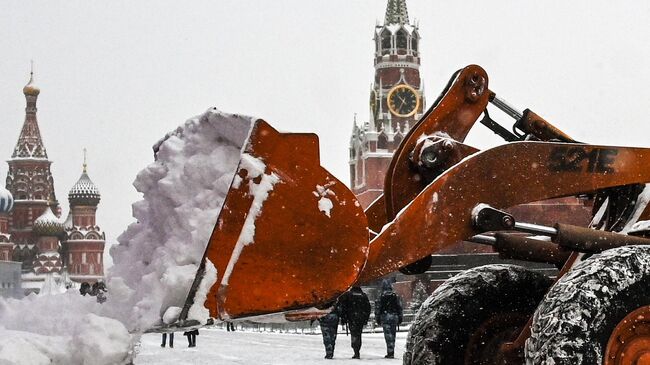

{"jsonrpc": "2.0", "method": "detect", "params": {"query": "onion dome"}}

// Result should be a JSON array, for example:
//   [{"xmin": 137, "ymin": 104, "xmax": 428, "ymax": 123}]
[
  {"xmin": 0, "ymin": 187, "xmax": 14, "ymax": 213},
  {"xmin": 23, "ymin": 72, "xmax": 40, "ymax": 96},
  {"xmin": 68, "ymin": 171, "xmax": 100, "ymax": 206},
  {"xmin": 33, "ymin": 207, "xmax": 64, "ymax": 236}
]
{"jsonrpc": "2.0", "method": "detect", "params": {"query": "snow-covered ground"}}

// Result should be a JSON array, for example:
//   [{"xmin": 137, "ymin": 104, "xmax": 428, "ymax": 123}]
[{"xmin": 135, "ymin": 328, "xmax": 407, "ymax": 364}]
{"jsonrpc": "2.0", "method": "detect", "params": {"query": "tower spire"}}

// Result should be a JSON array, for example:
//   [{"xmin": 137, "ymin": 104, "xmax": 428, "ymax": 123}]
[
  {"xmin": 13, "ymin": 65, "xmax": 46, "ymax": 159},
  {"xmin": 384, "ymin": 0, "xmax": 410, "ymax": 25},
  {"xmin": 83, "ymin": 148, "xmax": 87, "ymax": 173}
]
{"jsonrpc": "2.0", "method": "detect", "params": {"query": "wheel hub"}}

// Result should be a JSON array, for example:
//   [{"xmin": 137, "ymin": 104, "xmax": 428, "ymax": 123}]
[{"xmin": 605, "ymin": 306, "xmax": 650, "ymax": 365}]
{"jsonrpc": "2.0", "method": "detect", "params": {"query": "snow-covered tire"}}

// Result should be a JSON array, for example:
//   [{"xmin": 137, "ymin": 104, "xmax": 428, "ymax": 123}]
[
  {"xmin": 403, "ymin": 264, "xmax": 553, "ymax": 365},
  {"xmin": 525, "ymin": 245, "xmax": 650, "ymax": 365}
]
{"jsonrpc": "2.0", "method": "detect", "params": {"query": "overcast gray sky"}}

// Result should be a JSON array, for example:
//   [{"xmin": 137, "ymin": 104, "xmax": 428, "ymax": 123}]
[{"xmin": 2, "ymin": 1, "xmax": 650, "ymax": 266}]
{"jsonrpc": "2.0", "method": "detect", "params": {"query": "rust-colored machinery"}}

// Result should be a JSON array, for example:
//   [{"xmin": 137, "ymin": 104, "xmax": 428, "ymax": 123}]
[{"xmin": 181, "ymin": 65, "xmax": 650, "ymax": 364}]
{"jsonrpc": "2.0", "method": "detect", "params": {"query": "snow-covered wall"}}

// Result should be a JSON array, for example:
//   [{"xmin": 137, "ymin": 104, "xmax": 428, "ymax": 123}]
[{"xmin": 0, "ymin": 108, "xmax": 253, "ymax": 364}]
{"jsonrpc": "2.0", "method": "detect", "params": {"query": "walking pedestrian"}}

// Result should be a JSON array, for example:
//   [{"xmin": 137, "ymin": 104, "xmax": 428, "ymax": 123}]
[
  {"xmin": 183, "ymin": 329, "xmax": 199, "ymax": 347},
  {"xmin": 338, "ymin": 286, "xmax": 371, "ymax": 359},
  {"xmin": 375, "ymin": 280, "xmax": 403, "ymax": 359},
  {"xmin": 161, "ymin": 333, "xmax": 174, "ymax": 348},
  {"xmin": 318, "ymin": 300, "xmax": 341, "ymax": 359}
]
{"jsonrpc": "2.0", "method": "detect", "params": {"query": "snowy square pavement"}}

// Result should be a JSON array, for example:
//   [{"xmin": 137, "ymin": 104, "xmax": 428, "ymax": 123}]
[{"xmin": 135, "ymin": 328, "xmax": 407, "ymax": 364}]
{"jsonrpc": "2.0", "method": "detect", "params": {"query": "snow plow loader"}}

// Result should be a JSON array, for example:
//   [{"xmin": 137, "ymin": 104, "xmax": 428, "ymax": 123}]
[{"xmin": 180, "ymin": 65, "xmax": 650, "ymax": 364}]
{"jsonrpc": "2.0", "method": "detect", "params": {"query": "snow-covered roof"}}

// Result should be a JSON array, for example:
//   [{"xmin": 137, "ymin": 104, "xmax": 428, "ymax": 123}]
[
  {"xmin": 33, "ymin": 207, "xmax": 64, "ymax": 236},
  {"xmin": 68, "ymin": 171, "xmax": 100, "ymax": 206},
  {"xmin": 376, "ymin": 23, "xmax": 417, "ymax": 37}
]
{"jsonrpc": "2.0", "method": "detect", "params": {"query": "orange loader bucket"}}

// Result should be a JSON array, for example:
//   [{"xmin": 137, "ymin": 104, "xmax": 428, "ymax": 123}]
[{"xmin": 184, "ymin": 120, "xmax": 368, "ymax": 320}]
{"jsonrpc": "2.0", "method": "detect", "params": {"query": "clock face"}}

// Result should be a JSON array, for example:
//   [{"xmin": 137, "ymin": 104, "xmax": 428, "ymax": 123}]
[{"xmin": 387, "ymin": 85, "xmax": 419, "ymax": 117}]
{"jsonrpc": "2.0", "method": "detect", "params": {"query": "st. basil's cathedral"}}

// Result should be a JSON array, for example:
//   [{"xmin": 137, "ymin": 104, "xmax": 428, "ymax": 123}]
[{"xmin": 0, "ymin": 70, "xmax": 105, "ymax": 296}]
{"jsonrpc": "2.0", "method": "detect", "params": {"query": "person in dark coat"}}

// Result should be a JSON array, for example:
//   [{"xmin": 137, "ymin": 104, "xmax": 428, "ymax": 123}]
[
  {"xmin": 161, "ymin": 332, "xmax": 174, "ymax": 348},
  {"xmin": 318, "ymin": 300, "xmax": 341, "ymax": 359},
  {"xmin": 338, "ymin": 286, "xmax": 371, "ymax": 359},
  {"xmin": 79, "ymin": 282, "xmax": 90, "ymax": 296},
  {"xmin": 375, "ymin": 280, "xmax": 403, "ymax": 358},
  {"xmin": 183, "ymin": 329, "xmax": 199, "ymax": 347}
]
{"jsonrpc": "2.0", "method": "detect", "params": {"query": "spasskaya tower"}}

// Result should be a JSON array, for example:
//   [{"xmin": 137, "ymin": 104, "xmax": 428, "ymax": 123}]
[{"xmin": 349, "ymin": 0, "xmax": 425, "ymax": 208}]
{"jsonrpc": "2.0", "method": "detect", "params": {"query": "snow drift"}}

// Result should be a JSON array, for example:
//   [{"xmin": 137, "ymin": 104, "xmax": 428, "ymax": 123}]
[{"xmin": 0, "ymin": 108, "xmax": 254, "ymax": 364}]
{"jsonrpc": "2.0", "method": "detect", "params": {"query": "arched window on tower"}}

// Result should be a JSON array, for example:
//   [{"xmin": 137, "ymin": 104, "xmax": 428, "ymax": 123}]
[
  {"xmin": 396, "ymin": 29, "xmax": 408, "ymax": 54},
  {"xmin": 381, "ymin": 29, "xmax": 391, "ymax": 55}
]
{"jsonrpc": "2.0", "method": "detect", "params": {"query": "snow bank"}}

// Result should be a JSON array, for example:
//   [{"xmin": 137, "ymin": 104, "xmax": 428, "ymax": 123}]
[
  {"xmin": 0, "ymin": 293, "xmax": 131, "ymax": 364},
  {"xmin": 0, "ymin": 108, "xmax": 254, "ymax": 364}
]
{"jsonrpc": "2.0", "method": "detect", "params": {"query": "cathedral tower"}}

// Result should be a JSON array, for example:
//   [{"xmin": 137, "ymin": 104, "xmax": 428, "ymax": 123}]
[
  {"xmin": 63, "ymin": 155, "xmax": 105, "ymax": 283},
  {"xmin": 6, "ymin": 70, "xmax": 60, "ymax": 272},
  {"xmin": 349, "ymin": 0, "xmax": 425, "ymax": 207}
]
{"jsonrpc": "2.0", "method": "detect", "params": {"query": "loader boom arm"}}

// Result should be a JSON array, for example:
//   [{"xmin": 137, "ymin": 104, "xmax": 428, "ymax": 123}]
[{"xmin": 358, "ymin": 142, "xmax": 650, "ymax": 282}]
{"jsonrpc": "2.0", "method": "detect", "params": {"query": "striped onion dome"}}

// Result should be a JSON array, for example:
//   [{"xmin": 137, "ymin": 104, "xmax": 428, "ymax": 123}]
[
  {"xmin": 0, "ymin": 186, "xmax": 14, "ymax": 213},
  {"xmin": 68, "ymin": 172, "xmax": 100, "ymax": 206},
  {"xmin": 33, "ymin": 207, "xmax": 63, "ymax": 236}
]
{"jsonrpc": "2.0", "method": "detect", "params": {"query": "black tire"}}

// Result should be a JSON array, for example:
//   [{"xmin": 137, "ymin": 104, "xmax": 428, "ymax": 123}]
[
  {"xmin": 525, "ymin": 245, "xmax": 650, "ymax": 365},
  {"xmin": 403, "ymin": 264, "xmax": 553, "ymax": 365}
]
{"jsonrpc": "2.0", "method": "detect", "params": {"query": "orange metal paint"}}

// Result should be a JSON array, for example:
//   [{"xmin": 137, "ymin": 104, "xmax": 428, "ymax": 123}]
[
  {"xmin": 518, "ymin": 110, "xmax": 577, "ymax": 143},
  {"xmin": 200, "ymin": 120, "xmax": 368, "ymax": 319},
  {"xmin": 605, "ymin": 305, "xmax": 650, "ymax": 365},
  {"xmin": 359, "ymin": 142, "xmax": 650, "ymax": 282},
  {"xmin": 383, "ymin": 65, "xmax": 490, "ymax": 220},
  {"xmin": 365, "ymin": 194, "xmax": 387, "ymax": 239},
  {"xmin": 284, "ymin": 308, "xmax": 331, "ymax": 322}
]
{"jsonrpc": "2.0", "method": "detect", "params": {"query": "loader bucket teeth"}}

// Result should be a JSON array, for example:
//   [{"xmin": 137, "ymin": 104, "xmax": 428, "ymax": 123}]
[{"xmin": 187, "ymin": 120, "xmax": 368, "ymax": 320}]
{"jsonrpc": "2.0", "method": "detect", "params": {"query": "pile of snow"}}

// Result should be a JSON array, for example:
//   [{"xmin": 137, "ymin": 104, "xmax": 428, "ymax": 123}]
[
  {"xmin": 108, "ymin": 108, "xmax": 252, "ymax": 329},
  {"xmin": 0, "ymin": 292, "xmax": 131, "ymax": 365},
  {"xmin": 0, "ymin": 108, "xmax": 254, "ymax": 364}
]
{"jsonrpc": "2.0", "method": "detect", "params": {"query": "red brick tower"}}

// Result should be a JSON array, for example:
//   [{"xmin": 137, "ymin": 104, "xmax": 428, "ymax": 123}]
[
  {"xmin": 63, "ymin": 155, "xmax": 105, "ymax": 283},
  {"xmin": 349, "ymin": 0, "xmax": 425, "ymax": 207},
  {"xmin": 6, "ymin": 70, "xmax": 60, "ymax": 272}
]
